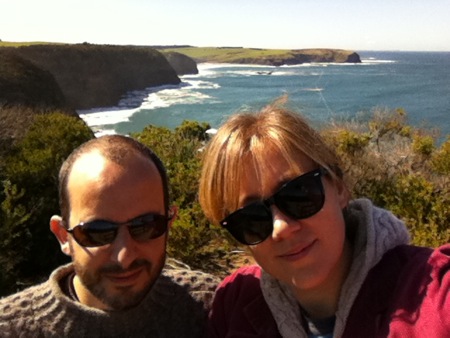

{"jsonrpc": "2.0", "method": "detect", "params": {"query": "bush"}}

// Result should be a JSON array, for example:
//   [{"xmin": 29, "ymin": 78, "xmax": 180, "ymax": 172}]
[
  {"xmin": 335, "ymin": 130, "xmax": 371, "ymax": 156},
  {"xmin": 0, "ymin": 113, "xmax": 93, "ymax": 294},
  {"xmin": 432, "ymin": 137, "xmax": 450, "ymax": 174},
  {"xmin": 1, "ymin": 109, "xmax": 448, "ymax": 295},
  {"xmin": 0, "ymin": 180, "xmax": 32, "ymax": 295},
  {"xmin": 412, "ymin": 133, "xmax": 435, "ymax": 156},
  {"xmin": 133, "ymin": 121, "xmax": 232, "ymax": 274},
  {"xmin": 323, "ymin": 107, "xmax": 449, "ymax": 247}
]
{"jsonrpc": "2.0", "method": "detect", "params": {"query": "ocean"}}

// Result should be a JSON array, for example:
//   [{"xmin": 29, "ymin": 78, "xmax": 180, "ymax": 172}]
[{"xmin": 78, "ymin": 51, "xmax": 450, "ymax": 142}]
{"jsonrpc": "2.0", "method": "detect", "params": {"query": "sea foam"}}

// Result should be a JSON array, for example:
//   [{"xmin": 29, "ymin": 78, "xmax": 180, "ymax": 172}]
[{"xmin": 78, "ymin": 78, "xmax": 219, "ymax": 135}]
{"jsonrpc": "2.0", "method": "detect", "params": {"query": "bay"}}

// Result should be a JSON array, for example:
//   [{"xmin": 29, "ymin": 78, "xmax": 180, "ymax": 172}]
[{"xmin": 79, "ymin": 51, "xmax": 450, "ymax": 142}]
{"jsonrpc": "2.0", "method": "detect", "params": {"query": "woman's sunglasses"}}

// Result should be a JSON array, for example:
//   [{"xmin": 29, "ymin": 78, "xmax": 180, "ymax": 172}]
[
  {"xmin": 220, "ymin": 168, "xmax": 327, "ymax": 245},
  {"xmin": 64, "ymin": 212, "xmax": 171, "ymax": 247}
]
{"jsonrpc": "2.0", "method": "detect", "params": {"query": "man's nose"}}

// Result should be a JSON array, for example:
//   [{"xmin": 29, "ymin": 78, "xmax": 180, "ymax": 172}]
[{"xmin": 109, "ymin": 226, "xmax": 139, "ymax": 269}]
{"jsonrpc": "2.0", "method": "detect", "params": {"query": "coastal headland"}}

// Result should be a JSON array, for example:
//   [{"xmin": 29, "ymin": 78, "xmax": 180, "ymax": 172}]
[
  {"xmin": 0, "ymin": 43, "xmax": 180, "ymax": 110},
  {"xmin": 156, "ymin": 46, "xmax": 361, "ymax": 66}
]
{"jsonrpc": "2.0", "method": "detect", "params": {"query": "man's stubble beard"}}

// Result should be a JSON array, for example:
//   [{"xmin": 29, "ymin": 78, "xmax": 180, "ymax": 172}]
[{"xmin": 71, "ymin": 243, "xmax": 166, "ymax": 311}]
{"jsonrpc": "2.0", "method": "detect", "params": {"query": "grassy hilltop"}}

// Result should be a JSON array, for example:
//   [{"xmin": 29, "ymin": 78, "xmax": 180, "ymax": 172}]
[{"xmin": 157, "ymin": 46, "xmax": 361, "ymax": 65}]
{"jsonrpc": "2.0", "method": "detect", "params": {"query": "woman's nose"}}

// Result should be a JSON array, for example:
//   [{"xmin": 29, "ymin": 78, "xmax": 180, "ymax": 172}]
[{"xmin": 271, "ymin": 205, "xmax": 302, "ymax": 241}]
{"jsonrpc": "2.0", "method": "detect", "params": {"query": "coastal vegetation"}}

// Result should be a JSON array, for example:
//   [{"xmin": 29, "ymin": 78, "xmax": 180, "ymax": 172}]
[{"xmin": 0, "ymin": 105, "xmax": 448, "ymax": 297}]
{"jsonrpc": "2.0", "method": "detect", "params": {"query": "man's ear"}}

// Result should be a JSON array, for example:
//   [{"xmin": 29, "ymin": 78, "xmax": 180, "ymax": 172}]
[
  {"xmin": 50, "ymin": 215, "xmax": 72, "ymax": 257},
  {"xmin": 167, "ymin": 206, "xmax": 178, "ymax": 229}
]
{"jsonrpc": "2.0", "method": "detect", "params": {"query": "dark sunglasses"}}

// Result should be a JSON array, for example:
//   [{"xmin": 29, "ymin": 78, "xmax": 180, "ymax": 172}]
[
  {"xmin": 64, "ymin": 212, "xmax": 171, "ymax": 247},
  {"xmin": 220, "ymin": 168, "xmax": 327, "ymax": 245}
]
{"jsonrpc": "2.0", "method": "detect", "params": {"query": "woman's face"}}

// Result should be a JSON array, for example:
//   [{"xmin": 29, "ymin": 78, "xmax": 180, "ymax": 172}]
[{"xmin": 238, "ymin": 150, "xmax": 350, "ymax": 295}]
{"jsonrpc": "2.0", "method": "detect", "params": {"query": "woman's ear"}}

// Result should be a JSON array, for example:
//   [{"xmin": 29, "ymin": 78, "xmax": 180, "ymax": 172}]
[
  {"xmin": 333, "ymin": 178, "xmax": 350, "ymax": 210},
  {"xmin": 167, "ymin": 206, "xmax": 178, "ymax": 229},
  {"xmin": 50, "ymin": 215, "xmax": 72, "ymax": 256},
  {"xmin": 330, "ymin": 177, "xmax": 351, "ymax": 209}
]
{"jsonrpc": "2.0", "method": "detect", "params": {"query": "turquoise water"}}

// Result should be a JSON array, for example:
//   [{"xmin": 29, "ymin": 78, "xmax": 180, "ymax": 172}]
[{"xmin": 79, "ymin": 51, "xmax": 450, "ymax": 140}]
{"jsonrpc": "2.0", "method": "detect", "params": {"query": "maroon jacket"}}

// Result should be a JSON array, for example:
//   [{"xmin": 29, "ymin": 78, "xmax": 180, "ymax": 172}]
[{"xmin": 208, "ymin": 245, "xmax": 450, "ymax": 337}]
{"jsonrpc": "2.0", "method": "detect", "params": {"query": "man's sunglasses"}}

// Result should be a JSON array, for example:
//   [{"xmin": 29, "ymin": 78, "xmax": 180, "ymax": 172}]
[
  {"xmin": 64, "ymin": 212, "xmax": 171, "ymax": 247},
  {"xmin": 220, "ymin": 168, "xmax": 327, "ymax": 245}
]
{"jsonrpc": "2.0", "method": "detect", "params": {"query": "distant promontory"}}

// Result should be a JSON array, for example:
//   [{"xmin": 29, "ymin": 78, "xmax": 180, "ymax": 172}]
[{"xmin": 157, "ymin": 46, "xmax": 361, "ymax": 66}]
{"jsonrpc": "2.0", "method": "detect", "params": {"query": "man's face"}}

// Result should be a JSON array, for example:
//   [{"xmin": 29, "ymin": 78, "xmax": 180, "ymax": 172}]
[{"xmin": 65, "ymin": 151, "xmax": 169, "ymax": 311}]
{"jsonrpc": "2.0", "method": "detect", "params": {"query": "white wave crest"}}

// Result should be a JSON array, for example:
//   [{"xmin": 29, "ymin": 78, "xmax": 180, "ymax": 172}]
[
  {"xmin": 361, "ymin": 58, "xmax": 396, "ymax": 64},
  {"xmin": 77, "ymin": 80, "xmax": 219, "ymax": 130},
  {"xmin": 78, "ymin": 107, "xmax": 138, "ymax": 127}
]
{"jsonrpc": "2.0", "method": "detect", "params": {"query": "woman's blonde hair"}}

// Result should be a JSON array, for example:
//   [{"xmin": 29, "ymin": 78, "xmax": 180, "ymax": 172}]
[{"xmin": 199, "ymin": 100, "xmax": 345, "ymax": 225}]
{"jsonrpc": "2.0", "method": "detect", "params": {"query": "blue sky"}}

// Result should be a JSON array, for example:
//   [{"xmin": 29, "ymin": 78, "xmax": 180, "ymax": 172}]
[{"xmin": 1, "ymin": 0, "xmax": 449, "ymax": 51}]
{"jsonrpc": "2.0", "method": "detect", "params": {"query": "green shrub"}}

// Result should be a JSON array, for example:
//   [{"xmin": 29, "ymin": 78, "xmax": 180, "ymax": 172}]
[
  {"xmin": 134, "ymin": 121, "xmax": 232, "ymax": 273},
  {"xmin": 0, "ymin": 180, "xmax": 32, "ymax": 294},
  {"xmin": 412, "ymin": 134, "xmax": 435, "ymax": 156},
  {"xmin": 432, "ymin": 137, "xmax": 450, "ymax": 174},
  {"xmin": 167, "ymin": 202, "xmax": 231, "ymax": 273},
  {"xmin": 0, "ymin": 113, "xmax": 93, "ymax": 293},
  {"xmin": 368, "ymin": 107, "xmax": 407, "ymax": 137},
  {"xmin": 380, "ymin": 174, "xmax": 449, "ymax": 246},
  {"xmin": 335, "ymin": 130, "xmax": 371, "ymax": 156},
  {"xmin": 324, "ymin": 108, "xmax": 449, "ymax": 247}
]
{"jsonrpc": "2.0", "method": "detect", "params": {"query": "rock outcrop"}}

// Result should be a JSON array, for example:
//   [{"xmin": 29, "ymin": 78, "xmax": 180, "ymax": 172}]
[
  {"xmin": 226, "ymin": 49, "xmax": 361, "ymax": 66},
  {"xmin": 1, "ymin": 44, "xmax": 181, "ymax": 110},
  {"xmin": 163, "ymin": 51, "xmax": 198, "ymax": 75},
  {"xmin": 0, "ymin": 52, "xmax": 67, "ymax": 109}
]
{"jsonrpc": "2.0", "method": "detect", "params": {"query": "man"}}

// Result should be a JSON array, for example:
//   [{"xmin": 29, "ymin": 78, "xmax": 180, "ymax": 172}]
[{"xmin": 0, "ymin": 135, "xmax": 218, "ymax": 337}]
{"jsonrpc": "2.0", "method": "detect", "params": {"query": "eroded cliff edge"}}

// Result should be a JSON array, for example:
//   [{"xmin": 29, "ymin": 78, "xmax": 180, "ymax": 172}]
[{"xmin": 0, "ymin": 44, "xmax": 181, "ymax": 110}]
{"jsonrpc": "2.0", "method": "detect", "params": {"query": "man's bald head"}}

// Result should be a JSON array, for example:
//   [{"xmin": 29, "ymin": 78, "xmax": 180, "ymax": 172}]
[{"xmin": 58, "ymin": 135, "xmax": 169, "ymax": 223}]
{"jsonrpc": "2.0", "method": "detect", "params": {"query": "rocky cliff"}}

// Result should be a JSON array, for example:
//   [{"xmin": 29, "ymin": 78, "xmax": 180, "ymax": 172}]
[
  {"xmin": 0, "ymin": 52, "xmax": 67, "ymax": 109},
  {"xmin": 163, "ymin": 51, "xmax": 198, "ymax": 75},
  {"xmin": 1, "ymin": 44, "xmax": 181, "ymax": 110},
  {"xmin": 260, "ymin": 49, "xmax": 361, "ymax": 66}
]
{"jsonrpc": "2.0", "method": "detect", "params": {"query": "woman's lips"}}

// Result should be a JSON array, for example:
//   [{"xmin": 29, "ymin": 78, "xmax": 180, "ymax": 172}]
[{"xmin": 278, "ymin": 240, "xmax": 317, "ymax": 261}]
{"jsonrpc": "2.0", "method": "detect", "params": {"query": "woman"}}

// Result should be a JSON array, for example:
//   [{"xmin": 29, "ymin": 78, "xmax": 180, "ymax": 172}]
[{"xmin": 199, "ymin": 103, "xmax": 449, "ymax": 337}]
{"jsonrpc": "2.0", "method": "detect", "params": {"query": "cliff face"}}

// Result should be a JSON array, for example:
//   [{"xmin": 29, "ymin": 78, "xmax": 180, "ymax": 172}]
[
  {"xmin": 0, "ymin": 52, "xmax": 81, "ymax": 153},
  {"xmin": 163, "ymin": 51, "xmax": 198, "ymax": 75},
  {"xmin": 2, "ymin": 44, "xmax": 181, "ymax": 110},
  {"xmin": 0, "ymin": 52, "xmax": 67, "ymax": 109},
  {"xmin": 232, "ymin": 49, "xmax": 362, "ymax": 66},
  {"xmin": 288, "ymin": 49, "xmax": 361, "ymax": 64}
]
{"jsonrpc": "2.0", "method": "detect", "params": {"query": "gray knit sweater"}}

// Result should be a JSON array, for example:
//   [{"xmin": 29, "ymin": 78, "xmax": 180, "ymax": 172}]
[{"xmin": 0, "ymin": 262, "xmax": 219, "ymax": 337}]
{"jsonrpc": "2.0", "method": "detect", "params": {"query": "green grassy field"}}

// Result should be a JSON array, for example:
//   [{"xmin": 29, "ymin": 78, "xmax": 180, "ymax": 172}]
[
  {"xmin": 158, "ymin": 47, "xmax": 290, "ymax": 62},
  {"xmin": 158, "ymin": 46, "xmax": 357, "ymax": 64},
  {"xmin": 0, "ymin": 41, "xmax": 62, "ymax": 47}
]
